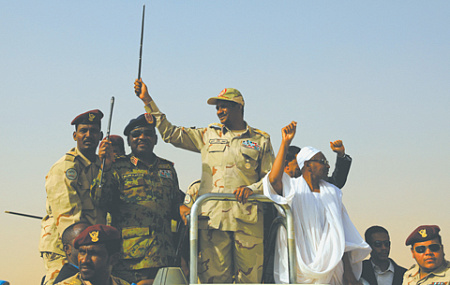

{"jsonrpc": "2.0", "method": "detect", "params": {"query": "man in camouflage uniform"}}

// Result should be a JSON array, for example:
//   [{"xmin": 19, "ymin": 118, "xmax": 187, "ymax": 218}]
[
  {"xmin": 54, "ymin": 224, "xmax": 130, "ymax": 285},
  {"xmin": 403, "ymin": 225, "xmax": 450, "ymax": 285},
  {"xmin": 39, "ymin": 109, "xmax": 108, "ymax": 285},
  {"xmin": 135, "ymin": 79, "xmax": 275, "ymax": 283},
  {"xmin": 99, "ymin": 114, "xmax": 185, "ymax": 284}
]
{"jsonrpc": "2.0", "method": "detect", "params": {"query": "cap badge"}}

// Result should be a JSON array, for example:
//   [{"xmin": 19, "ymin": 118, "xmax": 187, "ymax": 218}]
[
  {"xmin": 89, "ymin": 231, "xmax": 99, "ymax": 242},
  {"xmin": 145, "ymin": 113, "xmax": 154, "ymax": 124},
  {"xmin": 218, "ymin": 88, "xmax": 227, "ymax": 97},
  {"xmin": 88, "ymin": 113, "xmax": 96, "ymax": 122},
  {"xmin": 419, "ymin": 229, "xmax": 427, "ymax": 238}
]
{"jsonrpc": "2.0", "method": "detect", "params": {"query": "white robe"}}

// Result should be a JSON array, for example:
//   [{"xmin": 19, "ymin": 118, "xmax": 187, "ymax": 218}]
[{"xmin": 263, "ymin": 173, "xmax": 371, "ymax": 284}]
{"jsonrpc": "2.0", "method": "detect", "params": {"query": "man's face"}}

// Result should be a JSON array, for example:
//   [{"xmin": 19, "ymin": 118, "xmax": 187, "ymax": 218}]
[
  {"xmin": 285, "ymin": 156, "xmax": 301, "ymax": 178},
  {"xmin": 306, "ymin": 152, "xmax": 330, "ymax": 180},
  {"xmin": 128, "ymin": 126, "xmax": 157, "ymax": 157},
  {"xmin": 411, "ymin": 238, "xmax": 445, "ymax": 273},
  {"xmin": 369, "ymin": 232, "xmax": 391, "ymax": 262},
  {"xmin": 78, "ymin": 244, "xmax": 112, "ymax": 282},
  {"xmin": 73, "ymin": 124, "xmax": 102, "ymax": 154},
  {"xmin": 216, "ymin": 101, "xmax": 241, "ymax": 126}
]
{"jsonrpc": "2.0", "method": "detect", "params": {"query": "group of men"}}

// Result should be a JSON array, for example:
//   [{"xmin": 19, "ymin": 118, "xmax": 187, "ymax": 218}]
[{"xmin": 38, "ymin": 78, "xmax": 449, "ymax": 285}]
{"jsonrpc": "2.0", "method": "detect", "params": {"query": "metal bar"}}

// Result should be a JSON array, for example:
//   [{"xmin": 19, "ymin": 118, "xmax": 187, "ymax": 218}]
[
  {"xmin": 99, "ymin": 96, "xmax": 115, "ymax": 187},
  {"xmin": 189, "ymin": 193, "xmax": 296, "ymax": 284}
]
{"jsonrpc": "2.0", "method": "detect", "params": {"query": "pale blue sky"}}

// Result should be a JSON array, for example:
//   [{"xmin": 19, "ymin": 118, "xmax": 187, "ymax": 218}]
[{"xmin": 1, "ymin": 1, "xmax": 449, "ymax": 283}]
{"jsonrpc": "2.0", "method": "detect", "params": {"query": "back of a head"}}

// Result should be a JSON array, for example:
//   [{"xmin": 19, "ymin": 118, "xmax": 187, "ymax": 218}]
[{"xmin": 286, "ymin": 145, "xmax": 301, "ymax": 163}]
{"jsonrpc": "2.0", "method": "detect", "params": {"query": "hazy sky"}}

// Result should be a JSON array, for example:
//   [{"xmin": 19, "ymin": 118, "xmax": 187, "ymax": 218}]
[{"xmin": 1, "ymin": 1, "xmax": 449, "ymax": 283}]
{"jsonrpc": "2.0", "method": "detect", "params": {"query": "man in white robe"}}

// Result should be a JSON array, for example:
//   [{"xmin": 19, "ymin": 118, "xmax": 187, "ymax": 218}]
[{"xmin": 263, "ymin": 121, "xmax": 371, "ymax": 284}]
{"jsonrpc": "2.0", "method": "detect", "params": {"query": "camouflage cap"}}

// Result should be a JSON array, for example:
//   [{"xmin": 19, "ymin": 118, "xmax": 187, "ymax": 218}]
[
  {"xmin": 124, "ymin": 113, "xmax": 156, "ymax": 136},
  {"xmin": 74, "ymin": 224, "xmax": 121, "ymax": 249},
  {"xmin": 71, "ymin": 109, "xmax": 104, "ymax": 126},
  {"xmin": 405, "ymin": 225, "xmax": 441, "ymax": 246},
  {"xmin": 207, "ymin": 88, "xmax": 245, "ymax": 106}
]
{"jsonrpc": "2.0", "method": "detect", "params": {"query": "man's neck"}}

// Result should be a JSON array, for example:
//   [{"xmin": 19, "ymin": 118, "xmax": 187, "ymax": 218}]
[
  {"xmin": 135, "ymin": 152, "xmax": 156, "ymax": 165},
  {"xmin": 225, "ymin": 120, "xmax": 246, "ymax": 131},
  {"xmin": 371, "ymin": 257, "xmax": 390, "ymax": 272},
  {"xmin": 303, "ymin": 174, "xmax": 320, "ymax": 193},
  {"xmin": 79, "ymin": 149, "xmax": 96, "ymax": 162}
]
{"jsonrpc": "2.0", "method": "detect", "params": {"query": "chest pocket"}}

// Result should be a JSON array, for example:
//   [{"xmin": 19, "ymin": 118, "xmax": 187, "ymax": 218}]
[
  {"xmin": 77, "ymin": 173, "xmax": 94, "ymax": 210},
  {"xmin": 239, "ymin": 145, "xmax": 260, "ymax": 171},
  {"xmin": 207, "ymin": 140, "xmax": 227, "ymax": 166},
  {"xmin": 121, "ymin": 173, "xmax": 148, "ymax": 202}
]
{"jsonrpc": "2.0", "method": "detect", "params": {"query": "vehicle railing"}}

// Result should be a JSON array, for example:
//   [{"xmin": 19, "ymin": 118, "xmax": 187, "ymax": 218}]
[{"xmin": 189, "ymin": 193, "xmax": 296, "ymax": 284}]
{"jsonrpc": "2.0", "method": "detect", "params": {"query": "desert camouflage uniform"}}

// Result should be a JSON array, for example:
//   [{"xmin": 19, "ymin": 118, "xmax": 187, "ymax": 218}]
[
  {"xmin": 145, "ymin": 100, "xmax": 274, "ymax": 283},
  {"xmin": 39, "ymin": 147, "xmax": 106, "ymax": 285},
  {"xmin": 100, "ymin": 154, "xmax": 184, "ymax": 283},
  {"xmin": 403, "ymin": 260, "xmax": 450, "ymax": 285},
  {"xmin": 54, "ymin": 273, "xmax": 130, "ymax": 285}
]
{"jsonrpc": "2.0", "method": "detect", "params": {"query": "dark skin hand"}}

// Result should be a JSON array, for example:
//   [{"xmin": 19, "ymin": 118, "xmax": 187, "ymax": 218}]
[{"xmin": 233, "ymin": 186, "xmax": 254, "ymax": 204}]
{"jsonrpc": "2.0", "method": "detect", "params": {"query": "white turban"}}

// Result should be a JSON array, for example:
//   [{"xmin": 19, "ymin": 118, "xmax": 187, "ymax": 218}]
[{"xmin": 296, "ymin": 146, "xmax": 320, "ymax": 169}]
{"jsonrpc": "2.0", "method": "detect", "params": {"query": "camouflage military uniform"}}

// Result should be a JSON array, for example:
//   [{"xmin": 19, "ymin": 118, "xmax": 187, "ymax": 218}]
[
  {"xmin": 403, "ymin": 260, "xmax": 450, "ymax": 285},
  {"xmin": 39, "ymin": 147, "xmax": 106, "ymax": 285},
  {"xmin": 145, "ymin": 101, "xmax": 274, "ymax": 283},
  {"xmin": 100, "ymin": 154, "xmax": 184, "ymax": 283},
  {"xmin": 54, "ymin": 273, "xmax": 130, "ymax": 285}
]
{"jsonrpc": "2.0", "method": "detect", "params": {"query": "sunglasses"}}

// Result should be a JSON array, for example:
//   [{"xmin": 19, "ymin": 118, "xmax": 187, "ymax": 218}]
[
  {"xmin": 308, "ymin": 159, "xmax": 329, "ymax": 165},
  {"xmin": 130, "ymin": 129, "xmax": 155, "ymax": 138},
  {"xmin": 372, "ymin": 240, "xmax": 391, "ymax": 248},
  {"xmin": 414, "ymin": 244, "xmax": 441, "ymax": 254}
]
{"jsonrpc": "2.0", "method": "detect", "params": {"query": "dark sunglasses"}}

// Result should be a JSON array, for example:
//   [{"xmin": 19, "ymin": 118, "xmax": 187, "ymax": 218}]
[
  {"xmin": 414, "ymin": 244, "xmax": 441, "ymax": 253},
  {"xmin": 308, "ymin": 159, "xmax": 329, "ymax": 165},
  {"xmin": 372, "ymin": 240, "xmax": 391, "ymax": 248},
  {"xmin": 130, "ymin": 129, "xmax": 155, "ymax": 138}
]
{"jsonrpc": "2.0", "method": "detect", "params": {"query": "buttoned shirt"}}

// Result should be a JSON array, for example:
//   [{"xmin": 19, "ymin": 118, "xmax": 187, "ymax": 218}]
[
  {"xmin": 145, "ymin": 101, "xmax": 274, "ymax": 235},
  {"xmin": 372, "ymin": 260, "xmax": 395, "ymax": 285},
  {"xmin": 403, "ymin": 260, "xmax": 450, "ymax": 285},
  {"xmin": 39, "ymin": 147, "xmax": 106, "ymax": 256}
]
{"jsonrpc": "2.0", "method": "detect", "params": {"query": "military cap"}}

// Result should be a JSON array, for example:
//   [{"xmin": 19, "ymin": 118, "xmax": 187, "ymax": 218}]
[
  {"xmin": 207, "ymin": 88, "xmax": 245, "ymax": 106},
  {"xmin": 74, "ymin": 224, "xmax": 120, "ymax": 249},
  {"xmin": 405, "ymin": 225, "xmax": 441, "ymax": 246},
  {"xmin": 71, "ymin": 109, "xmax": 104, "ymax": 126},
  {"xmin": 124, "ymin": 113, "xmax": 156, "ymax": 136}
]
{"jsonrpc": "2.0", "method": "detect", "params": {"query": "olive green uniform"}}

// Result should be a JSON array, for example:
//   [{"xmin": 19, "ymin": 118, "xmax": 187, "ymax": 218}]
[
  {"xmin": 145, "ymin": 101, "xmax": 274, "ymax": 283},
  {"xmin": 403, "ymin": 260, "xmax": 450, "ymax": 285},
  {"xmin": 100, "ymin": 154, "xmax": 184, "ymax": 283},
  {"xmin": 54, "ymin": 273, "xmax": 130, "ymax": 285},
  {"xmin": 39, "ymin": 147, "xmax": 106, "ymax": 285}
]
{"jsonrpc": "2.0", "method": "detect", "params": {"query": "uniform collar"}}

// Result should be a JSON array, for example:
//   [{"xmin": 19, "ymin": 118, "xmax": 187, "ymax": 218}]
[
  {"xmin": 409, "ymin": 260, "xmax": 450, "ymax": 280},
  {"xmin": 221, "ymin": 121, "xmax": 250, "ymax": 136},
  {"xmin": 71, "ymin": 147, "xmax": 100, "ymax": 167}
]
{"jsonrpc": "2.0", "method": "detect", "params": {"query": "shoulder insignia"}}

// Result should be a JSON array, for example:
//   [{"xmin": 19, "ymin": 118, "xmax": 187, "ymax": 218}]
[
  {"xmin": 158, "ymin": 169, "xmax": 173, "ymax": 179},
  {"xmin": 65, "ymin": 168, "xmax": 78, "ymax": 180},
  {"xmin": 252, "ymin": 128, "xmax": 270, "ymax": 138},
  {"xmin": 209, "ymin": 123, "xmax": 223, "ymax": 129}
]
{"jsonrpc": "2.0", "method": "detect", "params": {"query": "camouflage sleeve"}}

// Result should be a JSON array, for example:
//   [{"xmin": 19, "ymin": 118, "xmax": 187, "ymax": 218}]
[
  {"xmin": 144, "ymin": 101, "xmax": 207, "ymax": 153},
  {"xmin": 170, "ymin": 165, "xmax": 184, "ymax": 221},
  {"xmin": 45, "ymin": 159, "xmax": 84, "ymax": 236},
  {"xmin": 247, "ymin": 136, "xmax": 275, "ymax": 194}
]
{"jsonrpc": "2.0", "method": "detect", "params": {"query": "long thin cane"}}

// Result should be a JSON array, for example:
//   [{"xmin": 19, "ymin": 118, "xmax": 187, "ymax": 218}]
[
  {"xmin": 99, "ymin": 96, "xmax": 115, "ymax": 187},
  {"xmin": 137, "ymin": 5, "xmax": 145, "ymax": 80}
]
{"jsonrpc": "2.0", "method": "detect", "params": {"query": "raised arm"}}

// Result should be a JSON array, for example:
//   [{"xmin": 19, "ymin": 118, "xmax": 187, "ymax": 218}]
[{"xmin": 269, "ymin": 121, "xmax": 297, "ymax": 194}]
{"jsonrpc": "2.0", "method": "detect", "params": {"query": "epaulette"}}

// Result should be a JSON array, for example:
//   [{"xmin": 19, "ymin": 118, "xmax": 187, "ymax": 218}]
[
  {"xmin": 252, "ymin": 127, "xmax": 270, "ymax": 138},
  {"xmin": 64, "ymin": 153, "xmax": 76, "ymax": 162},
  {"xmin": 209, "ymin": 123, "xmax": 223, "ymax": 129}
]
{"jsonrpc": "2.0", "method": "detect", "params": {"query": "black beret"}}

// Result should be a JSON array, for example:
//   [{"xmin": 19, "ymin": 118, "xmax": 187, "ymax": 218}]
[
  {"xmin": 124, "ymin": 113, "xmax": 155, "ymax": 136},
  {"xmin": 405, "ymin": 225, "xmax": 441, "ymax": 246},
  {"xmin": 74, "ymin": 224, "xmax": 120, "ymax": 249},
  {"xmin": 71, "ymin": 109, "xmax": 103, "ymax": 126}
]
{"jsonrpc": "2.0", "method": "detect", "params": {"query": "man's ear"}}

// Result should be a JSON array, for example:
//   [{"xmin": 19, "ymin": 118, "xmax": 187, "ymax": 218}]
[
  {"xmin": 73, "ymin": 131, "xmax": 77, "ymax": 141},
  {"xmin": 109, "ymin": 252, "xmax": 120, "ymax": 267},
  {"xmin": 63, "ymin": 244, "xmax": 71, "ymax": 257},
  {"xmin": 100, "ymin": 131, "xmax": 104, "ymax": 141}
]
